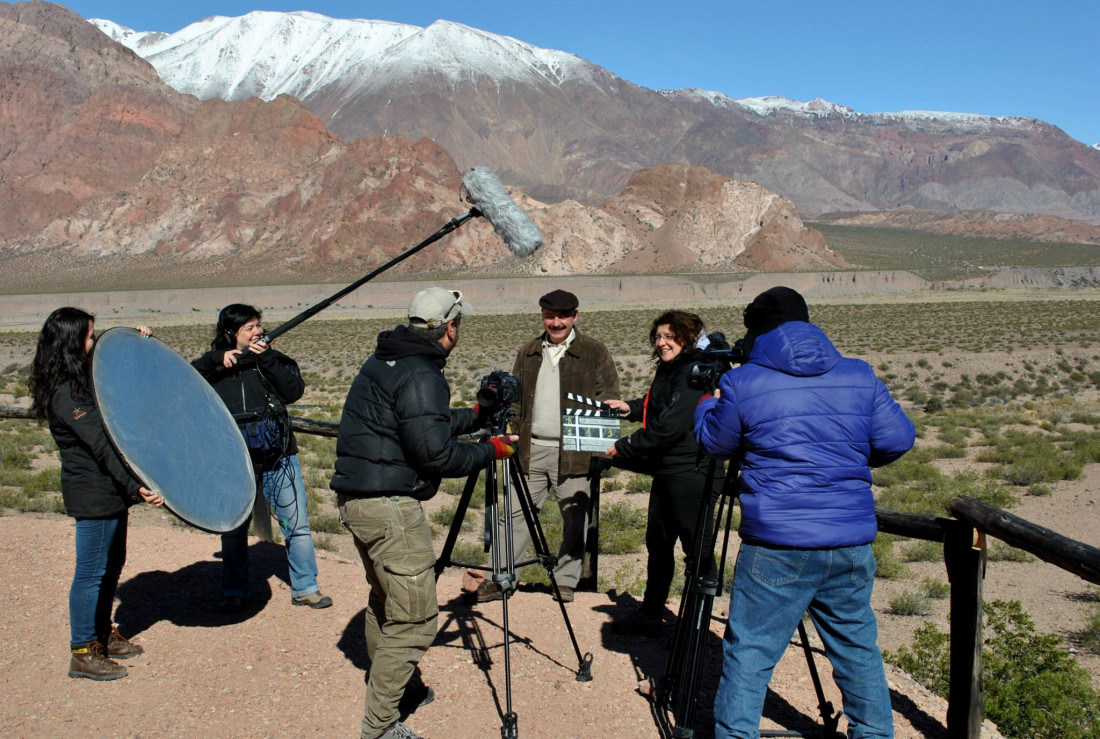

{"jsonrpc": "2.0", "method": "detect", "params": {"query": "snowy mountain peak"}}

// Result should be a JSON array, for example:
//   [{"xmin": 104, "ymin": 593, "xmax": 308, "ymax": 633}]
[
  {"xmin": 665, "ymin": 89, "xmax": 1043, "ymax": 132},
  {"xmin": 94, "ymin": 11, "xmax": 598, "ymax": 104}
]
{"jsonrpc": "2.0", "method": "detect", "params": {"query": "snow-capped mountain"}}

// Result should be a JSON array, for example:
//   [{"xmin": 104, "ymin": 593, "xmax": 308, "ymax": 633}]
[
  {"xmin": 90, "ymin": 11, "xmax": 1100, "ymax": 221},
  {"xmin": 671, "ymin": 90, "xmax": 1046, "ymax": 135},
  {"xmin": 92, "ymin": 12, "xmax": 599, "ymax": 104}
]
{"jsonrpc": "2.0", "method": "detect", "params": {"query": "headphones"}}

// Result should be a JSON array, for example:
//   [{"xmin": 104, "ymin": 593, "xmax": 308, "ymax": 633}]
[{"xmin": 217, "ymin": 306, "xmax": 235, "ymax": 344}]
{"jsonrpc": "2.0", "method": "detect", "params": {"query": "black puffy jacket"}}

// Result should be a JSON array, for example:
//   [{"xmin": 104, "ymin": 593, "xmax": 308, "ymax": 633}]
[
  {"xmin": 330, "ymin": 325, "xmax": 494, "ymax": 501},
  {"xmin": 612, "ymin": 348, "xmax": 709, "ymax": 476},
  {"xmin": 191, "ymin": 346, "xmax": 304, "ymax": 459},
  {"xmin": 49, "ymin": 378, "xmax": 143, "ymax": 519}
]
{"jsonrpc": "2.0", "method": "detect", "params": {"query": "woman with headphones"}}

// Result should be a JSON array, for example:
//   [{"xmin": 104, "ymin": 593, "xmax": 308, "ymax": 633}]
[{"xmin": 192, "ymin": 304, "xmax": 331, "ymax": 611}]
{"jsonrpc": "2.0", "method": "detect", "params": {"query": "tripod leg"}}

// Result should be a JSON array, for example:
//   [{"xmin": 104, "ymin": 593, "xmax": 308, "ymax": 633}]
[
  {"xmin": 507, "ymin": 458, "xmax": 594, "ymax": 682},
  {"xmin": 663, "ymin": 460, "xmax": 742, "ymax": 735},
  {"xmin": 435, "ymin": 469, "xmax": 485, "ymax": 580},
  {"xmin": 796, "ymin": 619, "xmax": 841, "ymax": 735}
]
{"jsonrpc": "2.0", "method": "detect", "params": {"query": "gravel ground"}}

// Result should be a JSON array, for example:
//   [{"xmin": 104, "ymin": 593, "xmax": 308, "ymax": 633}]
[{"xmin": 0, "ymin": 511, "xmax": 1009, "ymax": 739}]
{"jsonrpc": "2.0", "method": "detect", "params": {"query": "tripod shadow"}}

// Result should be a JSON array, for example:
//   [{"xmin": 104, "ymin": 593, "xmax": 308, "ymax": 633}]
[{"xmin": 113, "ymin": 540, "xmax": 285, "ymax": 633}]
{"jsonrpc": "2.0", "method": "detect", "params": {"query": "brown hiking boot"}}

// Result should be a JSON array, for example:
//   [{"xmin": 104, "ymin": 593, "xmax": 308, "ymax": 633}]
[
  {"xmin": 106, "ymin": 626, "xmax": 144, "ymax": 659},
  {"xmin": 474, "ymin": 579, "xmax": 503, "ymax": 603},
  {"xmin": 69, "ymin": 641, "xmax": 127, "ymax": 681}
]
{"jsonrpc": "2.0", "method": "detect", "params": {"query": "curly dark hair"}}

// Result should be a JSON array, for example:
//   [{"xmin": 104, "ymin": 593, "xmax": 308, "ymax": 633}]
[
  {"xmin": 28, "ymin": 307, "xmax": 95, "ymax": 422},
  {"xmin": 211, "ymin": 303, "xmax": 262, "ymax": 351},
  {"xmin": 648, "ymin": 310, "xmax": 704, "ymax": 361}
]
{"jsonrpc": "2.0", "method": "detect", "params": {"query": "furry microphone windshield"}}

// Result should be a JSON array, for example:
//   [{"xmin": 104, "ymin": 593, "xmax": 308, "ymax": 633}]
[{"xmin": 461, "ymin": 166, "xmax": 543, "ymax": 257}]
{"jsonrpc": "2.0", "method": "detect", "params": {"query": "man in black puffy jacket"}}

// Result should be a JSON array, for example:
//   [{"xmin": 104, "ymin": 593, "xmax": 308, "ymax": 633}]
[{"xmin": 331, "ymin": 287, "xmax": 516, "ymax": 739}]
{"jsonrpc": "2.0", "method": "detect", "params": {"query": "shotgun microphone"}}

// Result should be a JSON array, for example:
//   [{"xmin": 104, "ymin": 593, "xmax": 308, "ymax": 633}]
[{"xmin": 461, "ymin": 166, "xmax": 543, "ymax": 257}]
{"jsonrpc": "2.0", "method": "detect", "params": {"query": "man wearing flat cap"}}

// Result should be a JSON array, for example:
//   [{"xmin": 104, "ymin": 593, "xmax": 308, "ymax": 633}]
[
  {"xmin": 695, "ymin": 286, "xmax": 915, "ymax": 739},
  {"xmin": 476, "ymin": 289, "xmax": 620, "ymax": 603},
  {"xmin": 332, "ymin": 287, "xmax": 517, "ymax": 739}
]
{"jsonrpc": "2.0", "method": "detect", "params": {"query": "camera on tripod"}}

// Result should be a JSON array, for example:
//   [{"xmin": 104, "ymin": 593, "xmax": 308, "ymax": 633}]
[
  {"xmin": 476, "ymin": 370, "xmax": 521, "ymax": 426},
  {"xmin": 687, "ymin": 331, "xmax": 746, "ymax": 392}
]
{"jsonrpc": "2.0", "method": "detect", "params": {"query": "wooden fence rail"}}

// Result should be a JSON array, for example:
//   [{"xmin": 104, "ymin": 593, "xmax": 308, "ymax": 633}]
[{"xmin": 5, "ymin": 405, "xmax": 1100, "ymax": 738}]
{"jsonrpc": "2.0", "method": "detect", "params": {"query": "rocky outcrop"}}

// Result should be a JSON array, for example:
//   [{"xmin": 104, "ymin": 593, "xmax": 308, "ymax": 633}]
[
  {"xmin": 0, "ymin": 4, "xmax": 837, "ymax": 293},
  {"xmin": 517, "ymin": 165, "xmax": 844, "ymax": 276},
  {"xmin": 0, "ymin": 1, "xmax": 197, "ymax": 242}
]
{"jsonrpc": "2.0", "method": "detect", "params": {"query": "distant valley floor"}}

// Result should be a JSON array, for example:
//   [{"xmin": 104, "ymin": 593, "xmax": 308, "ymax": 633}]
[{"xmin": 2, "ymin": 268, "xmax": 1099, "ymax": 331}]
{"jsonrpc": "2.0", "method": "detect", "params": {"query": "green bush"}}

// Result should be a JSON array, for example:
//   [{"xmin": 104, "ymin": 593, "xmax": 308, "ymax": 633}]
[
  {"xmin": 599, "ymin": 561, "xmax": 648, "ymax": 597},
  {"xmin": 625, "ymin": 474, "xmax": 651, "ymax": 494},
  {"xmin": 451, "ymin": 540, "xmax": 489, "ymax": 567},
  {"xmin": 308, "ymin": 512, "xmax": 345, "ymax": 534},
  {"xmin": 887, "ymin": 600, "xmax": 1100, "ymax": 739},
  {"xmin": 872, "ymin": 536, "xmax": 908, "ymax": 579},
  {"xmin": 888, "ymin": 591, "xmax": 932, "ymax": 616},
  {"xmin": 902, "ymin": 540, "xmax": 942, "ymax": 563},
  {"xmin": 919, "ymin": 577, "xmax": 950, "ymax": 600},
  {"xmin": 598, "ymin": 501, "xmax": 647, "ymax": 555},
  {"xmin": 987, "ymin": 541, "xmax": 1035, "ymax": 563}
]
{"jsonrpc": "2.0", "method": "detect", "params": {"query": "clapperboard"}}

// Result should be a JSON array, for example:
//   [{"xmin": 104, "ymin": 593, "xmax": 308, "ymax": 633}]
[{"xmin": 561, "ymin": 392, "xmax": 622, "ymax": 452}]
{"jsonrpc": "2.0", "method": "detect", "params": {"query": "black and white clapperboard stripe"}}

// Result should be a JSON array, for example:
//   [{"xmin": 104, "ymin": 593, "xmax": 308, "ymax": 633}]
[{"xmin": 564, "ymin": 392, "xmax": 617, "ymax": 418}]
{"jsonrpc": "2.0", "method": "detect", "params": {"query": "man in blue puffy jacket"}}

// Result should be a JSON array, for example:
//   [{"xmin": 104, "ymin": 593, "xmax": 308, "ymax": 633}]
[{"xmin": 694, "ymin": 286, "xmax": 915, "ymax": 739}]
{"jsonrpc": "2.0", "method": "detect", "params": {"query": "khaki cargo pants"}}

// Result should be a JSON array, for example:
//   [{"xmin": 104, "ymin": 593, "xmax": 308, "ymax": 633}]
[{"xmin": 339, "ymin": 494, "xmax": 439, "ymax": 739}]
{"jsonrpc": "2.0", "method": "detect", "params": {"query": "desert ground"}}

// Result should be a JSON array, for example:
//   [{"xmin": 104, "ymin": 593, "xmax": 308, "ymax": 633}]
[{"xmin": 2, "ymin": 275, "xmax": 1098, "ymax": 738}]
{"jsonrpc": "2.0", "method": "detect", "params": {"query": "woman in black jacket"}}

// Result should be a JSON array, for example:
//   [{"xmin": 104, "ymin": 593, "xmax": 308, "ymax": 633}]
[
  {"xmin": 29, "ymin": 307, "xmax": 163, "ymax": 681},
  {"xmin": 604, "ymin": 310, "xmax": 718, "ymax": 636},
  {"xmin": 192, "ymin": 304, "xmax": 330, "ymax": 611}
]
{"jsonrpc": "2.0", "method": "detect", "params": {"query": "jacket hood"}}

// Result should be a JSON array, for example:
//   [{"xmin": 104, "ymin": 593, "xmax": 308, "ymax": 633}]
[
  {"xmin": 375, "ymin": 325, "xmax": 447, "ymax": 364},
  {"xmin": 748, "ymin": 321, "xmax": 840, "ymax": 377}
]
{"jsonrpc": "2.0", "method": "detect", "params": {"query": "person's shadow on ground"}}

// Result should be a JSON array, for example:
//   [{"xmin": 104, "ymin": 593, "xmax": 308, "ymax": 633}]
[{"xmin": 114, "ymin": 541, "xmax": 288, "ymax": 632}]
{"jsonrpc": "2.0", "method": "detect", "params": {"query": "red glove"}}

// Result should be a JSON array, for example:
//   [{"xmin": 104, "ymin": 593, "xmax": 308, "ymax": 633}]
[
  {"xmin": 488, "ymin": 435, "xmax": 516, "ymax": 460},
  {"xmin": 696, "ymin": 393, "xmax": 714, "ymax": 407}
]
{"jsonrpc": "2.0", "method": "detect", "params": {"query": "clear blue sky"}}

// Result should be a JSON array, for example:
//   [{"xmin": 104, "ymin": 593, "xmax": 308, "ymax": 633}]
[{"xmin": 58, "ymin": 0, "xmax": 1099, "ymax": 145}]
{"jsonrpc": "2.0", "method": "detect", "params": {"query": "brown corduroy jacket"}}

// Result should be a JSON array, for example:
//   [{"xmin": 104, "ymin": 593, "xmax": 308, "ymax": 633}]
[{"xmin": 511, "ymin": 328, "xmax": 620, "ymax": 477}]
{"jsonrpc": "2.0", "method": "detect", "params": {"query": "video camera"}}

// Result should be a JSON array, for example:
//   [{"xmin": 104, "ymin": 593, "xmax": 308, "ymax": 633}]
[
  {"xmin": 687, "ymin": 331, "xmax": 746, "ymax": 392},
  {"xmin": 476, "ymin": 370, "xmax": 521, "ymax": 426}
]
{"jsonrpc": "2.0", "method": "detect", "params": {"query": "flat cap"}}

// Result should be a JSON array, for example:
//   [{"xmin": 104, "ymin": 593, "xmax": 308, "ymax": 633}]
[{"xmin": 538, "ymin": 289, "xmax": 579, "ymax": 313}]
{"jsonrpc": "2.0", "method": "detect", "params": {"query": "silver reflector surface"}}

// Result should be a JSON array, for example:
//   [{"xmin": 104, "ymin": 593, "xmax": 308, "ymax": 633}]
[{"xmin": 92, "ymin": 327, "xmax": 255, "ymax": 532}]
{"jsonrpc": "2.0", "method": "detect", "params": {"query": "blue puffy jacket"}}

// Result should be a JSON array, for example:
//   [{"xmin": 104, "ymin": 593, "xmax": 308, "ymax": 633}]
[{"xmin": 694, "ymin": 321, "xmax": 914, "ymax": 548}]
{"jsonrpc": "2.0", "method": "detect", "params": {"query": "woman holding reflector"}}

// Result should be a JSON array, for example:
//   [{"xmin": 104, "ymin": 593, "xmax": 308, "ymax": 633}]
[{"xmin": 29, "ymin": 307, "xmax": 163, "ymax": 681}]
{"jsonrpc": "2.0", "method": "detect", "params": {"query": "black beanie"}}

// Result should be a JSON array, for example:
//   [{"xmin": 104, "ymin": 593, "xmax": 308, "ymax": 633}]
[{"xmin": 742, "ymin": 286, "xmax": 809, "ymax": 335}]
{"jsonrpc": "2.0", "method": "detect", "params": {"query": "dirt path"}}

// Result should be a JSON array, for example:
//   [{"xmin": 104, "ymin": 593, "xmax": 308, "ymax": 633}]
[{"xmin": 1, "ymin": 511, "xmax": 985, "ymax": 739}]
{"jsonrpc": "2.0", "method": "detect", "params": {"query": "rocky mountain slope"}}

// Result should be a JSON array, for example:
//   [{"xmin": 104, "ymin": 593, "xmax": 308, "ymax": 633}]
[
  {"xmin": 0, "ymin": 2, "xmax": 835, "ymax": 293},
  {"xmin": 91, "ymin": 9, "xmax": 1100, "ymax": 224}
]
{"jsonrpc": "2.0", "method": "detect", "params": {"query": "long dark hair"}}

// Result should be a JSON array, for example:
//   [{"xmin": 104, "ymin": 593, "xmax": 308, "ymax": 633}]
[
  {"xmin": 212, "ymin": 304, "xmax": 261, "ymax": 351},
  {"xmin": 28, "ymin": 307, "xmax": 95, "ymax": 422},
  {"xmin": 649, "ymin": 310, "xmax": 704, "ymax": 361}
]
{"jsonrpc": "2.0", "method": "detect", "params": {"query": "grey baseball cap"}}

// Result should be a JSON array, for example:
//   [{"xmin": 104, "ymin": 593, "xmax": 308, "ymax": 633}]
[{"xmin": 408, "ymin": 287, "xmax": 471, "ymax": 329}]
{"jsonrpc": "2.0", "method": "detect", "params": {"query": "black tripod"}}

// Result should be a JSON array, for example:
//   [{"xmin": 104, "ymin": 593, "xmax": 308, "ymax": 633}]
[
  {"xmin": 659, "ymin": 459, "xmax": 841, "ymax": 739},
  {"xmin": 435, "ymin": 407, "xmax": 594, "ymax": 739}
]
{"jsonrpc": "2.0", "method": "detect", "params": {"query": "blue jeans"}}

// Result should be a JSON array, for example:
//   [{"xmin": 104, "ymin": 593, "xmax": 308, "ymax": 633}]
[
  {"xmin": 70, "ymin": 512, "xmax": 127, "ymax": 646},
  {"xmin": 714, "ymin": 542, "xmax": 894, "ymax": 739},
  {"xmin": 221, "ymin": 455, "xmax": 320, "ymax": 598}
]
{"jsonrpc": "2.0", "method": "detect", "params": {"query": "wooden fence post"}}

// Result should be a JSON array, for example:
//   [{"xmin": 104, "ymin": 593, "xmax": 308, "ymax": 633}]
[{"xmin": 943, "ymin": 520, "xmax": 986, "ymax": 739}]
